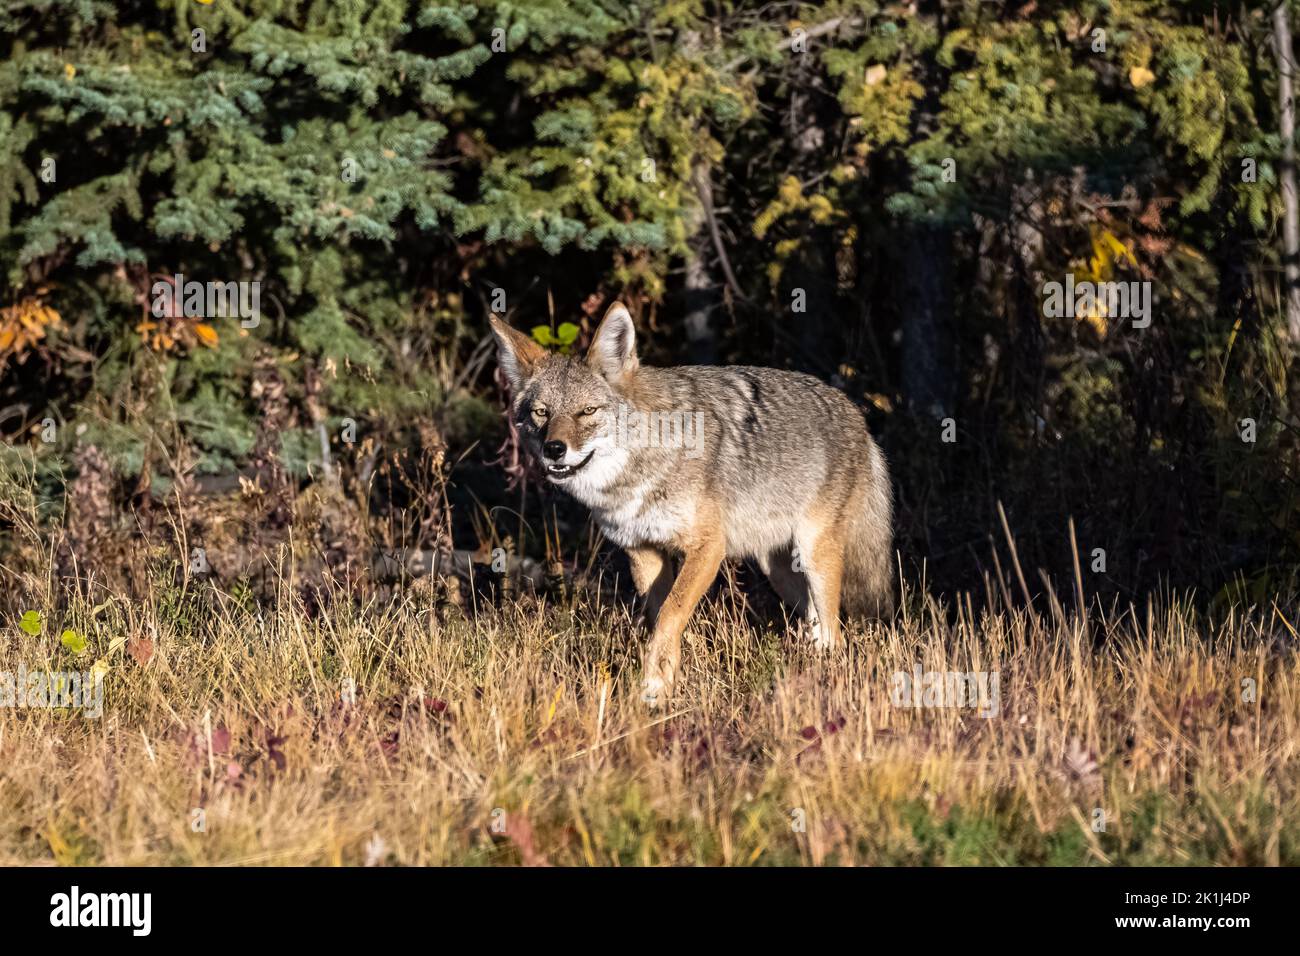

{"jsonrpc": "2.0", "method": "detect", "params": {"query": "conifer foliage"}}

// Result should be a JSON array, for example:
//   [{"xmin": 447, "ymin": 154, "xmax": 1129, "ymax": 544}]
[{"xmin": 1, "ymin": 1, "xmax": 1297, "ymax": 592}]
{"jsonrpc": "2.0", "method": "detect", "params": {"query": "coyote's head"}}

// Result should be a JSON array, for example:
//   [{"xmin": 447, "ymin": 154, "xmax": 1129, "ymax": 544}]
[{"xmin": 489, "ymin": 302, "xmax": 638, "ymax": 486}]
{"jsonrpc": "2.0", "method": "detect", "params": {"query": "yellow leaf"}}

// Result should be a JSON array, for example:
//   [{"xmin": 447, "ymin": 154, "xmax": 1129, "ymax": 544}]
[
  {"xmin": 544, "ymin": 683, "xmax": 564, "ymax": 728},
  {"xmin": 45, "ymin": 821, "xmax": 75, "ymax": 864},
  {"xmin": 1129, "ymin": 66, "xmax": 1155, "ymax": 89},
  {"xmin": 64, "ymin": 63, "xmax": 76, "ymax": 80},
  {"xmin": 194, "ymin": 323, "xmax": 219, "ymax": 346},
  {"xmin": 1083, "ymin": 312, "xmax": 1109, "ymax": 339}
]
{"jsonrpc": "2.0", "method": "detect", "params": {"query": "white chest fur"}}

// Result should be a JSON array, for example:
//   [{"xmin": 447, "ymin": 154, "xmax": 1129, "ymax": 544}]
[
  {"xmin": 562, "ymin": 448, "xmax": 690, "ymax": 549},
  {"xmin": 590, "ymin": 490, "xmax": 693, "ymax": 549}
]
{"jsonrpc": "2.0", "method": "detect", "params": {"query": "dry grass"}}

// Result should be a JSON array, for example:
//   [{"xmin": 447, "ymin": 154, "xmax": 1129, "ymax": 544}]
[
  {"xmin": 1, "ymin": 564, "xmax": 1297, "ymax": 866},
  {"xmin": 1, "ymin": 456, "xmax": 1297, "ymax": 867}
]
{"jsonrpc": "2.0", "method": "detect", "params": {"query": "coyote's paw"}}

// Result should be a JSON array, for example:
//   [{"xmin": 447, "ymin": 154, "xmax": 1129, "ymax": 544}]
[
  {"xmin": 791, "ymin": 616, "xmax": 835, "ymax": 652},
  {"xmin": 640, "ymin": 674, "xmax": 669, "ymax": 708},
  {"xmin": 807, "ymin": 622, "xmax": 840, "ymax": 653}
]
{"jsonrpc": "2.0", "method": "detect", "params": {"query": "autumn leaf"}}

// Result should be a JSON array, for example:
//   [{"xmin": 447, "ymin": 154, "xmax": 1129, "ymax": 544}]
[
  {"xmin": 127, "ymin": 636, "xmax": 154, "ymax": 665},
  {"xmin": 0, "ymin": 298, "xmax": 61, "ymax": 360},
  {"xmin": 1129, "ymin": 66, "xmax": 1155, "ymax": 89},
  {"xmin": 543, "ymin": 683, "xmax": 564, "ymax": 730},
  {"xmin": 194, "ymin": 323, "xmax": 219, "ymax": 346},
  {"xmin": 210, "ymin": 726, "xmax": 232, "ymax": 753},
  {"xmin": 18, "ymin": 610, "xmax": 43, "ymax": 635}
]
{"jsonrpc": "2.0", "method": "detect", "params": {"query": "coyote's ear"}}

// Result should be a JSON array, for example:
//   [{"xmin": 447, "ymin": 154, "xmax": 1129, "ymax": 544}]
[
  {"xmin": 587, "ymin": 301, "xmax": 638, "ymax": 382},
  {"xmin": 488, "ymin": 316, "xmax": 547, "ymax": 392}
]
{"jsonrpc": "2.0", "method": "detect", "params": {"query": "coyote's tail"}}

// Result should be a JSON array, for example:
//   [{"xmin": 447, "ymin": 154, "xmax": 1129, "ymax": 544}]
[{"xmin": 841, "ymin": 438, "xmax": 896, "ymax": 618}]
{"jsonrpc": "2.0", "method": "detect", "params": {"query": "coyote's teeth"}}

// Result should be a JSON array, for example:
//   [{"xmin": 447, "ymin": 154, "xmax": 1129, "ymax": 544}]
[{"xmin": 545, "ymin": 449, "xmax": 594, "ymax": 480}]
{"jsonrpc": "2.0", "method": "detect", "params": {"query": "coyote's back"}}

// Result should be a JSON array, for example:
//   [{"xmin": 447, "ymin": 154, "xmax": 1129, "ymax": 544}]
[{"xmin": 628, "ymin": 362, "xmax": 895, "ymax": 618}]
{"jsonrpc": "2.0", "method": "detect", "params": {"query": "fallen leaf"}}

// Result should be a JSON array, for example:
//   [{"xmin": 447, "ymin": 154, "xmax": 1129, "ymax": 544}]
[
  {"xmin": 210, "ymin": 726, "xmax": 232, "ymax": 753},
  {"xmin": 127, "ymin": 637, "xmax": 154, "ymax": 664},
  {"xmin": 498, "ymin": 812, "xmax": 550, "ymax": 867}
]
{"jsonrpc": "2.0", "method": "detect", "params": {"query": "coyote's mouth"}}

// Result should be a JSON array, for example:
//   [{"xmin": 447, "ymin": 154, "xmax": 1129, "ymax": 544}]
[{"xmin": 545, "ymin": 448, "xmax": 595, "ymax": 481}]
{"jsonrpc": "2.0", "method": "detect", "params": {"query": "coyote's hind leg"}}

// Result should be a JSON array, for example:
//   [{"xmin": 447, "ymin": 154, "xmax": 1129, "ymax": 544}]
[{"xmin": 793, "ymin": 519, "xmax": 846, "ymax": 651}]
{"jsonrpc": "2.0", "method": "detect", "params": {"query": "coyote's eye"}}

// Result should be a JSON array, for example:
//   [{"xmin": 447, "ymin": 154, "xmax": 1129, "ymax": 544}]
[
  {"xmin": 532, "ymin": 406, "xmax": 549, "ymax": 421},
  {"xmin": 579, "ymin": 405, "xmax": 599, "ymax": 417}
]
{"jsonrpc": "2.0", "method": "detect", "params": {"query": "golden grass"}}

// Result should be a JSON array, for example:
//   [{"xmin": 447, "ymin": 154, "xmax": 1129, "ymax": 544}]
[
  {"xmin": 0, "ymin": 448, "xmax": 1295, "ymax": 866},
  {"xmin": 1, "ymin": 560, "xmax": 1296, "ymax": 866}
]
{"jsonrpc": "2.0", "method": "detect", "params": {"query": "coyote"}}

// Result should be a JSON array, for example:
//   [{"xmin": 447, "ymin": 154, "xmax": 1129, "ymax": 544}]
[{"xmin": 490, "ymin": 302, "xmax": 894, "ymax": 704}]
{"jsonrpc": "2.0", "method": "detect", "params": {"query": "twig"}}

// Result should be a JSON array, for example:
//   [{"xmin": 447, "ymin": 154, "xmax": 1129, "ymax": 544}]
[
  {"xmin": 693, "ymin": 164, "xmax": 748, "ymax": 303},
  {"xmin": 566, "ymin": 708, "xmax": 693, "ymax": 759},
  {"xmin": 997, "ymin": 500, "xmax": 1036, "ymax": 620}
]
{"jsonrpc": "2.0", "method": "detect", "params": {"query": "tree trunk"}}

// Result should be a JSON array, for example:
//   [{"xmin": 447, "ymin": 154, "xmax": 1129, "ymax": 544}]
[
  {"xmin": 1274, "ymin": 2, "xmax": 1300, "ymax": 346},
  {"xmin": 681, "ymin": 161, "xmax": 719, "ymax": 364},
  {"xmin": 784, "ymin": 85, "xmax": 837, "ymax": 372},
  {"xmin": 900, "ymin": 224, "xmax": 955, "ymax": 417}
]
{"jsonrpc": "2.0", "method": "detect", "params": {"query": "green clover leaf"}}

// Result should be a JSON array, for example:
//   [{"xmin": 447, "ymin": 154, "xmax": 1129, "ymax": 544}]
[
  {"xmin": 61, "ymin": 629, "xmax": 88, "ymax": 654},
  {"xmin": 531, "ymin": 323, "xmax": 581, "ymax": 354}
]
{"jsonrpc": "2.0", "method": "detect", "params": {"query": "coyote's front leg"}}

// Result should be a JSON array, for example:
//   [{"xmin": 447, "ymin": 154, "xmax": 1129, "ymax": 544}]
[
  {"xmin": 639, "ymin": 532, "xmax": 724, "ymax": 707},
  {"xmin": 627, "ymin": 545, "xmax": 673, "ymax": 627}
]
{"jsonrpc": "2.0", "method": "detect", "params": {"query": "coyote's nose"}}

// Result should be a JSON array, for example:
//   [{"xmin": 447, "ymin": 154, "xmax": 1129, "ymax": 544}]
[{"xmin": 543, "ymin": 439, "xmax": 567, "ymax": 461}]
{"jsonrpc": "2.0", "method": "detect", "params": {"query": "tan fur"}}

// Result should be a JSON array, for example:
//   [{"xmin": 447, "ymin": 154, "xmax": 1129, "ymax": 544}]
[
  {"xmin": 490, "ymin": 301, "xmax": 896, "ymax": 706},
  {"xmin": 626, "ymin": 544, "xmax": 673, "ymax": 623},
  {"xmin": 639, "ymin": 513, "xmax": 725, "ymax": 702}
]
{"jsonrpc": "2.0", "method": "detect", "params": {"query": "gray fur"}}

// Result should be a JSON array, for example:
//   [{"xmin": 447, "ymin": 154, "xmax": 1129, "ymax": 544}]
[{"xmin": 490, "ymin": 307, "xmax": 895, "ymax": 622}]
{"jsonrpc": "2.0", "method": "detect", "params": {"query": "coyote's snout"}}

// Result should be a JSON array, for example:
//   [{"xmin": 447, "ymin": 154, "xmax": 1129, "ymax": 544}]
[{"xmin": 490, "ymin": 302, "xmax": 894, "ymax": 704}]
